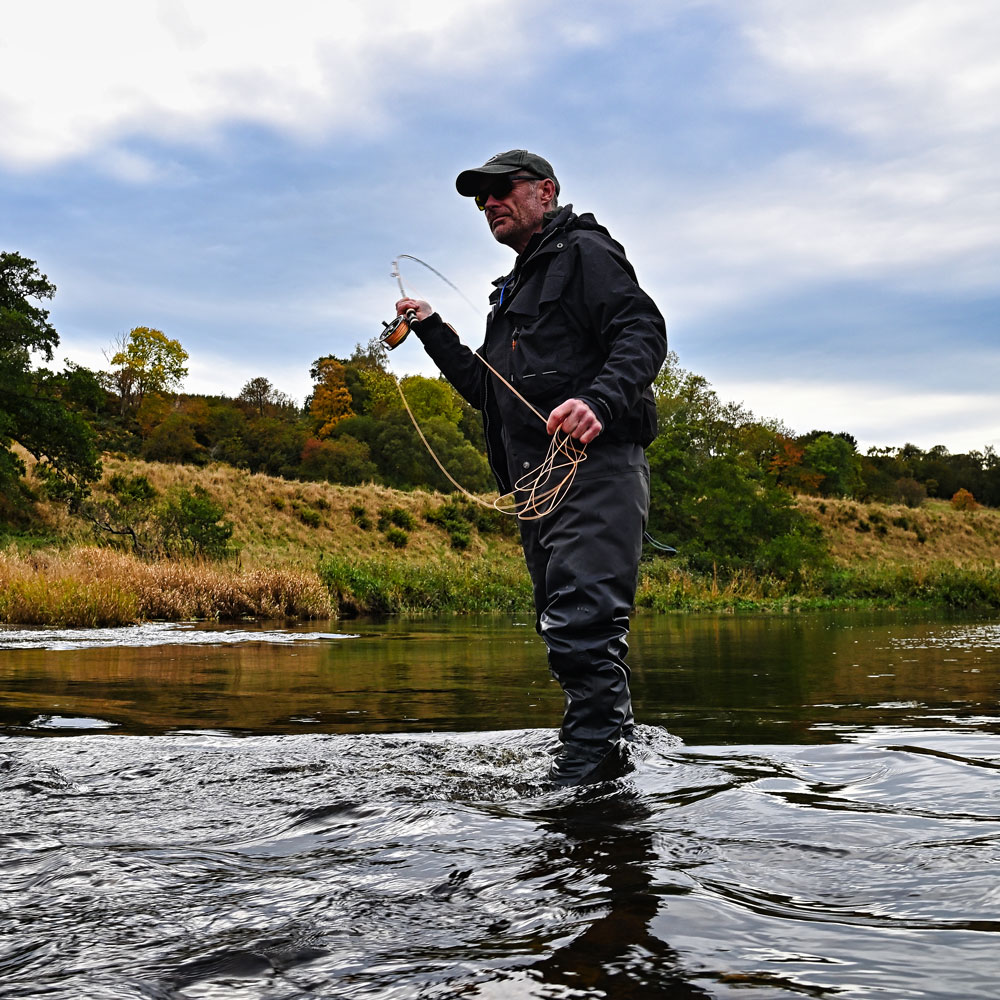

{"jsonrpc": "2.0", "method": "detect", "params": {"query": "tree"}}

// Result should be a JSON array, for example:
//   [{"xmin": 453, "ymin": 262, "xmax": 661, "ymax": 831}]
[
  {"xmin": 239, "ymin": 376, "xmax": 274, "ymax": 416},
  {"xmin": 77, "ymin": 474, "xmax": 234, "ymax": 559},
  {"xmin": 141, "ymin": 411, "xmax": 207, "ymax": 464},
  {"xmin": 646, "ymin": 352, "xmax": 828, "ymax": 582},
  {"xmin": 157, "ymin": 485, "xmax": 234, "ymax": 558},
  {"xmin": 0, "ymin": 251, "xmax": 58, "ymax": 356},
  {"xmin": 309, "ymin": 357, "xmax": 354, "ymax": 437},
  {"xmin": 951, "ymin": 488, "xmax": 979, "ymax": 511},
  {"xmin": 0, "ymin": 252, "xmax": 100, "ymax": 518},
  {"xmin": 106, "ymin": 326, "xmax": 188, "ymax": 415},
  {"xmin": 801, "ymin": 433, "xmax": 863, "ymax": 498},
  {"xmin": 300, "ymin": 435, "xmax": 378, "ymax": 485},
  {"xmin": 397, "ymin": 374, "xmax": 464, "ymax": 425},
  {"xmin": 238, "ymin": 376, "xmax": 296, "ymax": 417}
]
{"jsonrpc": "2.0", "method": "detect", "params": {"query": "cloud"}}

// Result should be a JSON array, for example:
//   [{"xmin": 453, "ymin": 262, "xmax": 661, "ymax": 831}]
[
  {"xmin": 0, "ymin": 0, "xmax": 530, "ymax": 170},
  {"xmin": 585, "ymin": 1, "xmax": 1000, "ymax": 329},
  {"xmin": 721, "ymin": 376, "xmax": 1000, "ymax": 452},
  {"xmin": 737, "ymin": 0, "xmax": 1000, "ymax": 140}
]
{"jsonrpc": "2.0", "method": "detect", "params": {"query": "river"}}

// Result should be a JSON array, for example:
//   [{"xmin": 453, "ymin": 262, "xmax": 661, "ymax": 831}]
[{"xmin": 1, "ymin": 610, "xmax": 998, "ymax": 998}]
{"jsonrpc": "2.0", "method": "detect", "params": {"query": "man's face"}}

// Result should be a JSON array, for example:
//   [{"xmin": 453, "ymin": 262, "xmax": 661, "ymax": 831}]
[{"xmin": 481, "ymin": 176, "xmax": 549, "ymax": 253}]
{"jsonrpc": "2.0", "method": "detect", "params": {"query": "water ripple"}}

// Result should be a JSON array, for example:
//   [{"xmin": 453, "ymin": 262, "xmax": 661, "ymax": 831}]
[
  {"xmin": 1, "ymin": 727, "xmax": 998, "ymax": 999},
  {"xmin": 0, "ymin": 621, "xmax": 357, "ymax": 651}
]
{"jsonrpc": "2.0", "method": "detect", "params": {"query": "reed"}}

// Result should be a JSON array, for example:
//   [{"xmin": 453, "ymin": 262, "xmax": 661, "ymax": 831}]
[
  {"xmin": 319, "ymin": 554, "xmax": 533, "ymax": 615},
  {"xmin": 824, "ymin": 561, "xmax": 1000, "ymax": 608},
  {"xmin": 319, "ymin": 550, "xmax": 1000, "ymax": 617},
  {"xmin": 0, "ymin": 547, "xmax": 333, "ymax": 626}
]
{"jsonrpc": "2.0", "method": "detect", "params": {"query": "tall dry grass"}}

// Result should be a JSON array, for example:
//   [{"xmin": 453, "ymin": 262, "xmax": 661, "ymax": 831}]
[
  {"xmin": 83, "ymin": 457, "xmax": 522, "ymax": 568},
  {"xmin": 0, "ymin": 546, "xmax": 333, "ymax": 626},
  {"xmin": 796, "ymin": 495, "xmax": 1000, "ymax": 567}
]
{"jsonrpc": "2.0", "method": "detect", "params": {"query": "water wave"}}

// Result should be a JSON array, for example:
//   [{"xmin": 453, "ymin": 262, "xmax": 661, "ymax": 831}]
[
  {"xmin": 0, "ymin": 621, "xmax": 357, "ymax": 651},
  {"xmin": 2, "ymin": 726, "xmax": 998, "ymax": 998}
]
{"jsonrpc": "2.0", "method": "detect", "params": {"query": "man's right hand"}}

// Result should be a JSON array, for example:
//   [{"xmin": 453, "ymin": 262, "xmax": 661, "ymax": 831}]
[{"xmin": 395, "ymin": 297, "xmax": 432, "ymax": 321}]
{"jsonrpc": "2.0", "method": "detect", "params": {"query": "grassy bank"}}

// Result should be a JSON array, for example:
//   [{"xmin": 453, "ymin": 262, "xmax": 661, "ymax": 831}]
[
  {"xmin": 4, "ymin": 458, "xmax": 1000, "ymax": 624},
  {"xmin": 0, "ymin": 547, "xmax": 332, "ymax": 626},
  {"xmin": 319, "ymin": 553, "xmax": 1000, "ymax": 617}
]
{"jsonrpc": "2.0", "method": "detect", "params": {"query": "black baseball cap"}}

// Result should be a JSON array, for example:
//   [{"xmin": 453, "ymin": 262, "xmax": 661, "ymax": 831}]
[{"xmin": 455, "ymin": 149, "xmax": 560, "ymax": 198}]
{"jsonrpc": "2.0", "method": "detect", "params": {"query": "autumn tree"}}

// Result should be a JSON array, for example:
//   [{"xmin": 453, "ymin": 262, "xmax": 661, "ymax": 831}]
[
  {"xmin": 309, "ymin": 357, "xmax": 354, "ymax": 437},
  {"xmin": 951, "ymin": 488, "xmax": 979, "ymax": 511},
  {"xmin": 106, "ymin": 326, "xmax": 188, "ymax": 415}
]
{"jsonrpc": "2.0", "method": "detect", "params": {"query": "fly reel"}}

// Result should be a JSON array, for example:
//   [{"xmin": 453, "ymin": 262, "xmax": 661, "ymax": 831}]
[{"xmin": 379, "ymin": 309, "xmax": 416, "ymax": 351}]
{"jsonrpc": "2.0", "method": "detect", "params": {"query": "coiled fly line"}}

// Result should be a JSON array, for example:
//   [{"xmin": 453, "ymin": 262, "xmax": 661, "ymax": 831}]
[{"xmin": 381, "ymin": 255, "xmax": 588, "ymax": 521}]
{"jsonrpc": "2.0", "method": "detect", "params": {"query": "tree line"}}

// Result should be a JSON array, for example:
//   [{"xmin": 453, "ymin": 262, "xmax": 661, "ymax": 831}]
[{"xmin": 3, "ymin": 251, "xmax": 998, "ymax": 577}]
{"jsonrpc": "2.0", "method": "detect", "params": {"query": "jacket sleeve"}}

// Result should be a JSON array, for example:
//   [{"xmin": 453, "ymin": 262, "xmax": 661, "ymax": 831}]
[
  {"xmin": 569, "ymin": 238, "xmax": 667, "ymax": 430},
  {"xmin": 411, "ymin": 312, "xmax": 488, "ymax": 410}
]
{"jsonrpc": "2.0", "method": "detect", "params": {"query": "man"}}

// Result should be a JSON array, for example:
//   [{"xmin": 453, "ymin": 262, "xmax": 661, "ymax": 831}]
[{"xmin": 395, "ymin": 150, "xmax": 667, "ymax": 786}]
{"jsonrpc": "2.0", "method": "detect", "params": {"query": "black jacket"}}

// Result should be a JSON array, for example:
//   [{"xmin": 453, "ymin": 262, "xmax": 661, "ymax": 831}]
[{"xmin": 413, "ymin": 205, "xmax": 667, "ymax": 494}]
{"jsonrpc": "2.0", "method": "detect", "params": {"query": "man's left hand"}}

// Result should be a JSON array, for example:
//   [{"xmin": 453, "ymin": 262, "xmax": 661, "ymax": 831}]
[{"xmin": 546, "ymin": 398, "xmax": 603, "ymax": 444}]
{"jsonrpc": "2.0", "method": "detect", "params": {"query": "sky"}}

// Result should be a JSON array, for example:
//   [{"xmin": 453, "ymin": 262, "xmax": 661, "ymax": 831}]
[{"xmin": 2, "ymin": 0, "xmax": 998, "ymax": 454}]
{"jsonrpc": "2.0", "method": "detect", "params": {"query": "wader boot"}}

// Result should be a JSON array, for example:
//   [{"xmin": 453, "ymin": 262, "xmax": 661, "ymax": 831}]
[{"xmin": 518, "ymin": 463, "xmax": 648, "ymax": 787}]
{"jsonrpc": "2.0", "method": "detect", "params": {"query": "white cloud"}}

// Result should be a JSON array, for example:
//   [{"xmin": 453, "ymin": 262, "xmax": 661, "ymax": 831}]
[
  {"xmin": 0, "ymin": 0, "xmax": 526, "ymax": 169},
  {"xmin": 592, "ymin": 2, "xmax": 1000, "ymax": 325},
  {"xmin": 738, "ymin": 0, "xmax": 1000, "ymax": 140},
  {"xmin": 717, "ymin": 376, "xmax": 1000, "ymax": 452},
  {"xmin": 623, "ymin": 146, "xmax": 1000, "ymax": 327}
]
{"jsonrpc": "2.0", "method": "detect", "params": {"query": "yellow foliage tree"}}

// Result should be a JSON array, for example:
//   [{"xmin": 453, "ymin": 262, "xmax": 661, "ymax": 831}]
[
  {"xmin": 398, "ymin": 375, "xmax": 463, "ymax": 425},
  {"xmin": 309, "ymin": 357, "xmax": 354, "ymax": 438},
  {"xmin": 106, "ymin": 326, "xmax": 189, "ymax": 416}
]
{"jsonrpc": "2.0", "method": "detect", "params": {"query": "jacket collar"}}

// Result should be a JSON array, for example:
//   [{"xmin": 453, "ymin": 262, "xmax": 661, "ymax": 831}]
[{"xmin": 492, "ymin": 204, "xmax": 576, "ymax": 289}]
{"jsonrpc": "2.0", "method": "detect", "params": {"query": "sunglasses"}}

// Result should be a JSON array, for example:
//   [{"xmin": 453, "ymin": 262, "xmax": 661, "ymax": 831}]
[{"xmin": 474, "ymin": 173, "xmax": 541, "ymax": 210}]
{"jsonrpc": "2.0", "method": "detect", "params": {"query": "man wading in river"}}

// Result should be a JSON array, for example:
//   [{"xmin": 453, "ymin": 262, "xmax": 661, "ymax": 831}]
[{"xmin": 396, "ymin": 150, "xmax": 667, "ymax": 786}]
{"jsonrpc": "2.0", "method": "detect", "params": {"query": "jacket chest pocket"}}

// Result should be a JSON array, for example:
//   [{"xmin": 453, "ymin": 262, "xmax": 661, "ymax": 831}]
[{"xmin": 505, "ymin": 266, "xmax": 583, "ymax": 400}]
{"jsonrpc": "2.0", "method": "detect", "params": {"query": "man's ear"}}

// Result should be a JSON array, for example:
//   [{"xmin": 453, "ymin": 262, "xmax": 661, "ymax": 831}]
[{"xmin": 538, "ymin": 177, "xmax": 557, "ymax": 207}]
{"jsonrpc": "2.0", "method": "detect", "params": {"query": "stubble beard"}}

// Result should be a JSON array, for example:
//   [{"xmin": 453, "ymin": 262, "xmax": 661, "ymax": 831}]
[{"xmin": 487, "ymin": 202, "xmax": 544, "ymax": 254}]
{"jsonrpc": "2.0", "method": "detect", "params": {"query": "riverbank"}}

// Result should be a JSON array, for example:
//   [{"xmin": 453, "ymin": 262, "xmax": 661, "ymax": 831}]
[
  {"xmin": 3, "ymin": 458, "xmax": 999, "ymax": 624},
  {"xmin": 0, "ymin": 547, "xmax": 333, "ymax": 626}
]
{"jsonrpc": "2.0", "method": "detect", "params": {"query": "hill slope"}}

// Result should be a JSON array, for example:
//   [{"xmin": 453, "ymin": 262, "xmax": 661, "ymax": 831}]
[
  {"xmin": 796, "ymin": 495, "xmax": 1000, "ymax": 567},
  {"xmin": 32, "ymin": 457, "xmax": 1000, "ymax": 570}
]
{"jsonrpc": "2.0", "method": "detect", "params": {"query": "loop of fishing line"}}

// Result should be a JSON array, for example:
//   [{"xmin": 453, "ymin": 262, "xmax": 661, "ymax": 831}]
[{"xmin": 383, "ymin": 255, "xmax": 588, "ymax": 520}]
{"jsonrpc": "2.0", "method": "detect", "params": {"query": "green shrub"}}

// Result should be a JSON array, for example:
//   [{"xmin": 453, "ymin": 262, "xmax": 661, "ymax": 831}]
[
  {"xmin": 296, "ymin": 506, "xmax": 322, "ymax": 528},
  {"xmin": 158, "ymin": 486, "xmax": 235, "ymax": 559},
  {"xmin": 424, "ymin": 498, "xmax": 495, "ymax": 549},
  {"xmin": 349, "ymin": 504, "xmax": 372, "ymax": 531},
  {"xmin": 378, "ymin": 506, "xmax": 416, "ymax": 531},
  {"xmin": 384, "ymin": 526, "xmax": 408, "ymax": 548}
]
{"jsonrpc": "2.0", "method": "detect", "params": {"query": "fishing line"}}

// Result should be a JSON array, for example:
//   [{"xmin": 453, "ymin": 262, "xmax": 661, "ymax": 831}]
[{"xmin": 383, "ymin": 255, "xmax": 588, "ymax": 520}]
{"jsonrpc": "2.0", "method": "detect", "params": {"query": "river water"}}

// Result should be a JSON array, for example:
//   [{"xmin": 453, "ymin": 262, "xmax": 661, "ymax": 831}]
[{"xmin": 1, "ymin": 610, "xmax": 998, "ymax": 999}]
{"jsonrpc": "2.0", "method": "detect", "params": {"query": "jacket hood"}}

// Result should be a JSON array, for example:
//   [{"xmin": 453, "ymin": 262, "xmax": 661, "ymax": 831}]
[{"xmin": 544, "ymin": 205, "xmax": 622, "ymax": 253}]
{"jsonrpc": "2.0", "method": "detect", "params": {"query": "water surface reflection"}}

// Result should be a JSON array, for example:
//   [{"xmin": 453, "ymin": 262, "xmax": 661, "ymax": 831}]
[
  {"xmin": 1, "ymin": 610, "xmax": 998, "ymax": 998},
  {"xmin": 2, "ymin": 610, "xmax": 998, "ymax": 742}
]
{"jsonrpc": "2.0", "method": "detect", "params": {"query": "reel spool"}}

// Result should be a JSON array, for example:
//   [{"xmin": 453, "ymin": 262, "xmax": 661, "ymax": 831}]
[{"xmin": 379, "ymin": 309, "xmax": 416, "ymax": 350}]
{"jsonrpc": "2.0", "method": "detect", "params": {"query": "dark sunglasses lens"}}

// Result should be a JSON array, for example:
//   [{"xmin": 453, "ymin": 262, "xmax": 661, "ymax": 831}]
[{"xmin": 475, "ymin": 175, "xmax": 514, "ymax": 210}]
